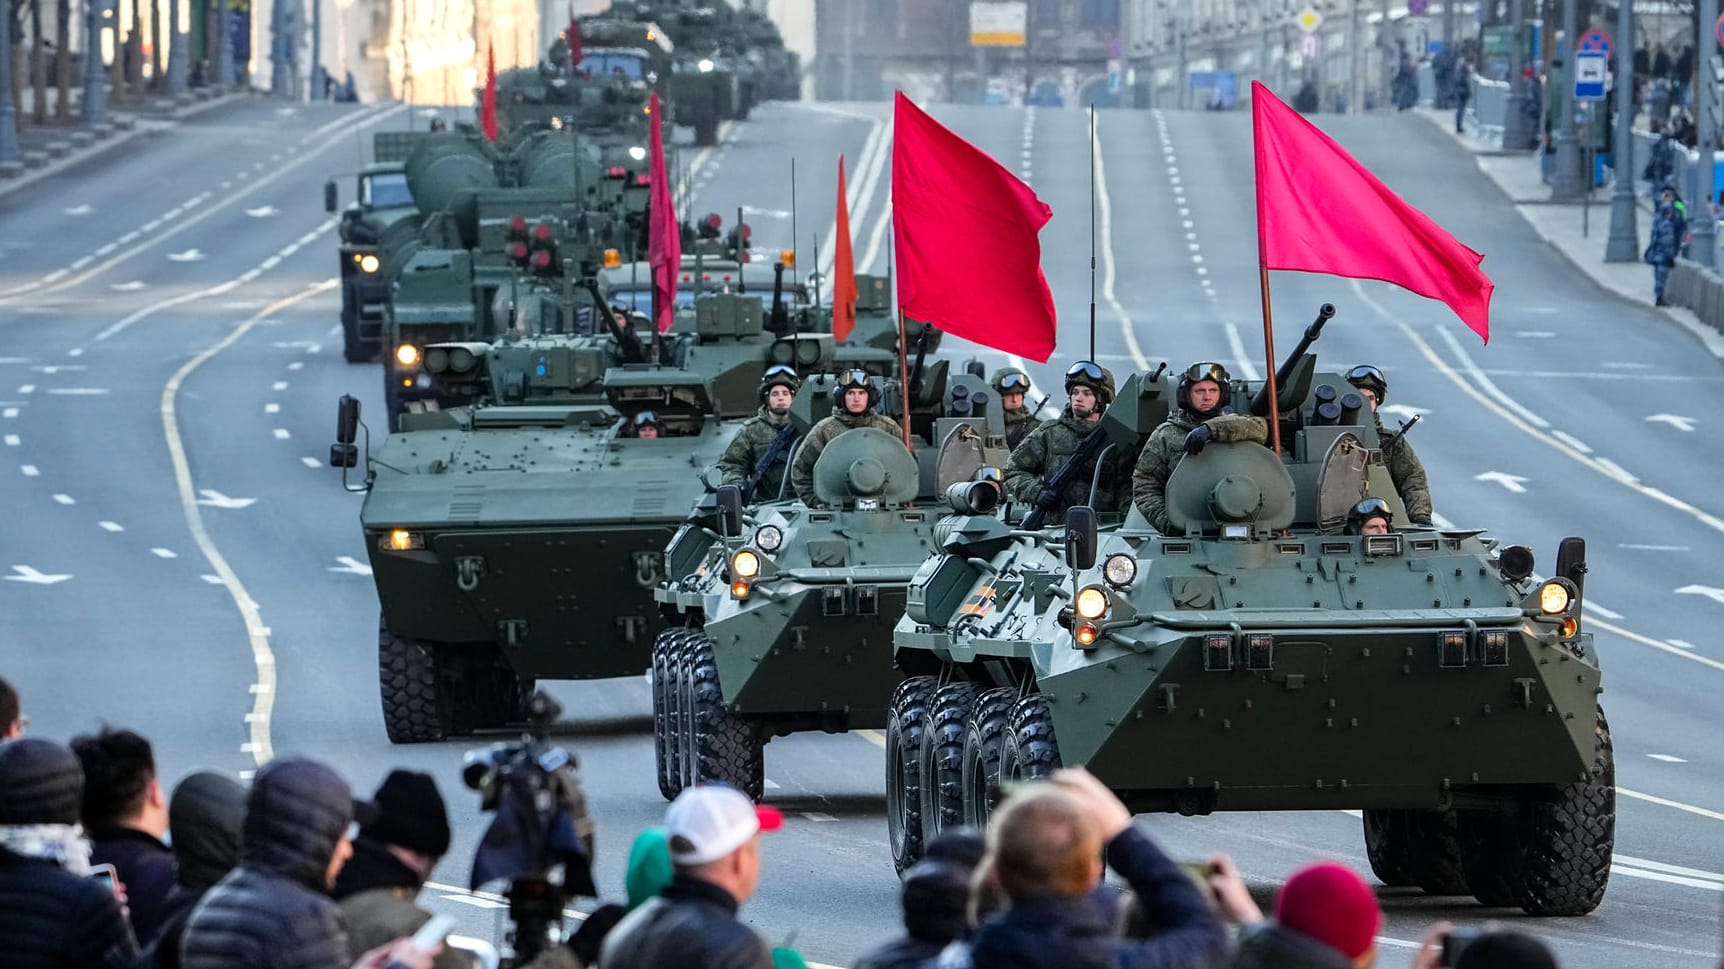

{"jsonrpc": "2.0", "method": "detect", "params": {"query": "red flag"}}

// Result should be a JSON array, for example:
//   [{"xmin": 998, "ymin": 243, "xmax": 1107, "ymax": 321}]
[
  {"xmin": 832, "ymin": 154, "xmax": 858, "ymax": 342},
  {"xmin": 647, "ymin": 92, "xmax": 680, "ymax": 334},
  {"xmin": 566, "ymin": 6, "xmax": 584, "ymax": 73},
  {"xmin": 891, "ymin": 93, "xmax": 1056, "ymax": 362},
  {"xmin": 1252, "ymin": 81, "xmax": 1493, "ymax": 341},
  {"xmin": 480, "ymin": 45, "xmax": 498, "ymax": 141}
]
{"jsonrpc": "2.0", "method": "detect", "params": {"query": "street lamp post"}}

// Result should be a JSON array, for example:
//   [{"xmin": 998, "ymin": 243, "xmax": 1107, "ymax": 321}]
[
  {"xmin": 1502, "ymin": 0, "xmax": 1532, "ymax": 151},
  {"xmin": 0, "ymin": 2, "xmax": 19, "ymax": 165},
  {"xmin": 1695, "ymin": 0, "xmax": 1719, "ymax": 267},
  {"xmin": 216, "ymin": 0, "xmax": 234, "ymax": 89},
  {"xmin": 1550, "ymin": 0, "xmax": 1588, "ymax": 199},
  {"xmin": 82, "ymin": 0, "xmax": 111, "ymax": 127},
  {"xmin": 166, "ymin": 0, "xmax": 188, "ymax": 94},
  {"xmin": 1603, "ymin": 0, "xmax": 1638, "ymax": 262}
]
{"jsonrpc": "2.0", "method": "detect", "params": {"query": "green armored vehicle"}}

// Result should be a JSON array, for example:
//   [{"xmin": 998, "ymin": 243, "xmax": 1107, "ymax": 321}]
[
  {"xmin": 886, "ymin": 326, "xmax": 1612, "ymax": 916},
  {"xmin": 325, "ymin": 132, "xmax": 431, "ymax": 363},
  {"xmin": 649, "ymin": 365, "xmax": 1011, "ymax": 801},
  {"xmin": 332, "ymin": 292, "xmax": 818, "ymax": 743}
]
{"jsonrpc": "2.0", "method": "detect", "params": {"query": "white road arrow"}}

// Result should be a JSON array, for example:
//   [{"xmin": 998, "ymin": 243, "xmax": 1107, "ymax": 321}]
[
  {"xmin": 63, "ymin": 204, "xmax": 92, "ymax": 216},
  {"xmin": 1675, "ymin": 584, "xmax": 1724, "ymax": 606},
  {"xmin": 6, "ymin": 565, "xmax": 72, "ymax": 585},
  {"xmin": 1645, "ymin": 413, "xmax": 1697, "ymax": 433},
  {"xmin": 1379, "ymin": 404, "xmax": 1425, "ymax": 421},
  {"xmin": 1474, "ymin": 471, "xmax": 1529, "ymax": 494},
  {"xmin": 167, "ymin": 248, "xmax": 206, "ymax": 262},
  {"xmin": 245, "ymin": 206, "xmax": 279, "ymax": 218},
  {"xmin": 196, "ymin": 489, "xmax": 257, "ymax": 509},
  {"xmin": 329, "ymin": 556, "xmax": 374, "ymax": 576},
  {"xmin": 110, "ymin": 281, "xmax": 148, "ymax": 292}
]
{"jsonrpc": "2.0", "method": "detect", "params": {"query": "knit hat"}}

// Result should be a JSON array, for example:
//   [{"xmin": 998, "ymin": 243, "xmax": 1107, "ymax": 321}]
[
  {"xmin": 0, "ymin": 738, "xmax": 84, "ymax": 825},
  {"xmin": 360, "ymin": 770, "xmax": 451, "ymax": 858},
  {"xmin": 1274, "ymin": 862, "xmax": 1381, "ymax": 961},
  {"xmin": 624, "ymin": 827, "xmax": 674, "ymax": 910}
]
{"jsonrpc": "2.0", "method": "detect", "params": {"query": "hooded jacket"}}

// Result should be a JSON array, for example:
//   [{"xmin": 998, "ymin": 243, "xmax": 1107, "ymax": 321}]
[
  {"xmin": 180, "ymin": 758, "xmax": 355, "ymax": 969},
  {"xmin": 1132, "ymin": 411, "xmax": 1269, "ymax": 533},
  {"xmin": 139, "ymin": 771, "xmax": 248, "ymax": 969},
  {"xmin": 600, "ymin": 874, "xmax": 773, "ymax": 969}
]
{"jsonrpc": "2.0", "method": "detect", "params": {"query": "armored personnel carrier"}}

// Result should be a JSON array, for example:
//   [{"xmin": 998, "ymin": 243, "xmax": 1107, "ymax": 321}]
[
  {"xmin": 332, "ymin": 291, "xmax": 819, "ymax": 743},
  {"xmin": 648, "ymin": 363, "xmax": 1011, "ymax": 802},
  {"xmin": 886, "ymin": 321, "xmax": 1612, "ymax": 915}
]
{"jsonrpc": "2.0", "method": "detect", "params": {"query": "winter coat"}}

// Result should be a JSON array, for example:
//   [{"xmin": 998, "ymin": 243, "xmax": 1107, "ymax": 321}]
[
  {"xmin": 935, "ymin": 828, "xmax": 1228, "ymax": 969},
  {"xmin": 1647, "ymin": 206, "xmax": 1684, "ymax": 266},
  {"xmin": 852, "ymin": 937, "xmax": 945, "ymax": 969},
  {"xmin": 90, "ymin": 827, "xmax": 179, "ymax": 945},
  {"xmin": 1229, "ymin": 922, "xmax": 1356, "ymax": 969},
  {"xmin": 333, "ymin": 839, "xmax": 472, "ymax": 969},
  {"xmin": 180, "ymin": 759, "xmax": 355, "ymax": 969},
  {"xmin": 137, "ymin": 770, "xmax": 248, "ymax": 969},
  {"xmin": 599, "ymin": 874, "xmax": 773, "ymax": 969},
  {"xmin": 1131, "ymin": 411, "xmax": 1269, "ymax": 533},
  {"xmin": 790, "ymin": 410, "xmax": 905, "ymax": 503},
  {"xmin": 1004, "ymin": 410, "xmax": 1133, "ymax": 520},
  {"xmin": 717, "ymin": 407, "xmax": 798, "ymax": 501},
  {"xmin": 1003, "ymin": 407, "xmax": 1042, "ymax": 451},
  {"xmin": 0, "ymin": 847, "xmax": 138, "ymax": 969},
  {"xmin": 1376, "ymin": 416, "xmax": 1433, "ymax": 525}
]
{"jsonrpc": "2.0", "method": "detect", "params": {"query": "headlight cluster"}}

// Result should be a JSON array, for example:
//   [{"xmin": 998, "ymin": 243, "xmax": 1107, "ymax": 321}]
[
  {"xmin": 731, "ymin": 550, "xmax": 761, "ymax": 579},
  {"xmin": 754, "ymin": 525, "xmax": 784, "ymax": 553},
  {"xmin": 1074, "ymin": 586, "xmax": 1109, "ymax": 621},
  {"xmin": 357, "ymin": 253, "xmax": 380, "ymax": 274},
  {"xmin": 1102, "ymin": 554, "xmax": 1137, "ymax": 588},
  {"xmin": 1538, "ymin": 581, "xmax": 1571, "ymax": 615},
  {"xmin": 394, "ymin": 344, "xmax": 421, "ymax": 368}
]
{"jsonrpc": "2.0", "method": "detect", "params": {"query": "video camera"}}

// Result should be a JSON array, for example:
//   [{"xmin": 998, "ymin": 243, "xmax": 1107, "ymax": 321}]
[{"xmin": 464, "ymin": 691, "xmax": 597, "ymax": 968}]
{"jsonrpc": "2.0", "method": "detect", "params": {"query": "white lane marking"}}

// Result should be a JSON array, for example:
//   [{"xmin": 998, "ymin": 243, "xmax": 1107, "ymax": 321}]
[
  {"xmin": 2, "ymin": 409, "xmax": 16, "ymax": 418},
  {"xmin": 1611, "ymin": 863, "xmax": 1724, "ymax": 891},
  {"xmin": 245, "ymin": 206, "xmax": 279, "ymax": 218},
  {"xmin": 300, "ymin": 456, "xmax": 322, "ymax": 468},
  {"xmin": 1593, "ymin": 457, "xmax": 1638, "ymax": 482},
  {"xmin": 272, "ymin": 428, "xmax": 290, "ymax": 440},
  {"xmin": 1676, "ymin": 584, "xmax": 1724, "ymax": 606},
  {"xmin": 1617, "ymin": 855, "xmax": 1724, "ymax": 883},
  {"xmin": 1667, "ymin": 639, "xmax": 1698, "ymax": 650},
  {"xmin": 2, "ymin": 435, "xmax": 16, "ymax": 446},
  {"xmin": 802, "ymin": 812, "xmax": 838, "ymax": 822},
  {"xmin": 30, "ymin": 364, "xmax": 84, "ymax": 374},
  {"xmin": 1589, "ymin": 615, "xmax": 1724, "ymax": 673},
  {"xmin": 1474, "ymin": 471, "xmax": 1528, "ymax": 493},
  {"xmin": 18, "ymin": 384, "xmax": 35, "ymax": 393},
  {"xmin": 196, "ymin": 489, "xmax": 257, "ymax": 510},
  {"xmin": 5, "ymin": 565, "xmax": 72, "ymax": 585},
  {"xmin": 163, "ymin": 283, "xmax": 335, "ymax": 767},
  {"xmin": 167, "ymin": 249, "xmax": 206, "ymax": 262},
  {"xmin": 1620, "ymin": 543, "xmax": 1690, "ymax": 551},
  {"xmin": 816, "ymin": 115, "xmax": 890, "ymax": 300},
  {"xmin": 1431, "ymin": 323, "xmax": 1551, "ymax": 428},
  {"xmin": 764, "ymin": 779, "xmax": 782, "ymax": 790},
  {"xmin": 201, "ymin": 574, "xmax": 224, "ymax": 585},
  {"xmin": 1581, "ymin": 600, "xmax": 1623, "ymax": 620},
  {"xmin": 856, "ymin": 729, "xmax": 886, "ymax": 749},
  {"xmin": 1648, "ymin": 754, "xmax": 1689, "ymax": 763},
  {"xmin": 1551, "ymin": 430, "xmax": 1593, "ymax": 453},
  {"xmin": 20, "ymin": 464, "xmax": 39, "ymax": 476},
  {"xmin": 287, "ymin": 360, "xmax": 304, "ymax": 371},
  {"xmin": 1224, "ymin": 323, "xmax": 1263, "ymax": 381},
  {"xmin": 329, "ymin": 556, "xmax": 373, "ymax": 576},
  {"xmin": 98, "ymin": 521, "xmax": 123, "ymax": 532},
  {"xmin": 1646, "ymin": 413, "xmax": 1697, "ymax": 432},
  {"xmin": 264, "ymin": 403, "xmax": 280, "ymax": 414},
  {"xmin": 47, "ymin": 388, "xmax": 110, "ymax": 395},
  {"xmin": 272, "ymin": 380, "xmax": 288, "ymax": 391},
  {"xmin": 64, "ymin": 204, "xmax": 92, "ymax": 215},
  {"xmin": 151, "ymin": 548, "xmax": 177, "ymax": 559},
  {"xmin": 117, "ymin": 231, "xmax": 140, "ymax": 244},
  {"xmin": 1092, "ymin": 114, "xmax": 1150, "ymax": 370},
  {"xmin": 52, "ymin": 494, "xmax": 73, "ymax": 505}
]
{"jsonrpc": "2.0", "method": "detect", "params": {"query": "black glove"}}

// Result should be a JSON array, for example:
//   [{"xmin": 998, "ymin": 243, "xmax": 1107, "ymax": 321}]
[
  {"xmin": 1035, "ymin": 488, "xmax": 1061, "ymax": 509},
  {"xmin": 1183, "ymin": 424, "xmax": 1213, "ymax": 455}
]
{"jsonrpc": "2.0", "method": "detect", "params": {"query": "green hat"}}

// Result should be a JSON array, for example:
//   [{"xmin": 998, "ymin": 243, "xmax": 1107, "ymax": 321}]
[{"xmin": 624, "ymin": 827, "xmax": 674, "ymax": 910}]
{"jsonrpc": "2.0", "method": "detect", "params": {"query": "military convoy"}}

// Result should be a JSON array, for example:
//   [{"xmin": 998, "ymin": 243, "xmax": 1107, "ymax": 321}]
[{"xmin": 327, "ymin": 133, "xmax": 431, "ymax": 363}]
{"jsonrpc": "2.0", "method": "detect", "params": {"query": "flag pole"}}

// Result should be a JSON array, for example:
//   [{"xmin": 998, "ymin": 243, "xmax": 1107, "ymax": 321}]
[
  {"xmin": 1257, "ymin": 264, "xmax": 1282, "ymax": 456},
  {"xmin": 1087, "ymin": 106, "xmax": 1097, "ymax": 362},
  {"xmin": 896, "ymin": 310, "xmax": 913, "ymax": 450}
]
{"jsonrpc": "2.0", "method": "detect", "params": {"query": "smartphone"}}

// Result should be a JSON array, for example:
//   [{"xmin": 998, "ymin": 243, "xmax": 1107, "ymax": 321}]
[
  {"xmin": 410, "ymin": 914, "xmax": 456, "ymax": 952},
  {"xmin": 1441, "ymin": 927, "xmax": 1484, "ymax": 967},
  {"xmin": 88, "ymin": 863, "xmax": 118, "ymax": 894}
]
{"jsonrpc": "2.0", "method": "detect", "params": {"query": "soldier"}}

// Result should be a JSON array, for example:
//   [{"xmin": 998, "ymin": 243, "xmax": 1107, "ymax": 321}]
[
  {"xmin": 1344, "ymin": 365, "xmax": 1433, "ymax": 526},
  {"xmin": 991, "ymin": 368, "xmax": 1042, "ymax": 449},
  {"xmin": 634, "ymin": 412, "xmax": 662, "ymax": 439},
  {"xmin": 1345, "ymin": 497, "xmax": 1394, "ymax": 536},
  {"xmin": 716, "ymin": 365, "xmax": 802, "ymax": 502},
  {"xmin": 1131, "ymin": 362, "xmax": 1269, "ymax": 533},
  {"xmin": 790, "ymin": 369, "xmax": 903, "ymax": 503},
  {"xmin": 1004, "ymin": 361, "xmax": 1131, "ymax": 520}
]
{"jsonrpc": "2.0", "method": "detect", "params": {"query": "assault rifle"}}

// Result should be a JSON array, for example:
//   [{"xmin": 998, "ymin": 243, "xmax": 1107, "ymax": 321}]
[
  {"xmin": 743, "ymin": 422, "xmax": 799, "ymax": 502},
  {"xmin": 1021, "ymin": 424, "xmax": 1111, "ymax": 531}
]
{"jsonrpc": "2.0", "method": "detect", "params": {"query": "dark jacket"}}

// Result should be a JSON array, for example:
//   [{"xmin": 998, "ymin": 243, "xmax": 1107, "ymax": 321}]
[
  {"xmin": 600, "ymin": 874, "xmax": 773, "ymax": 969},
  {"xmin": 137, "ymin": 771, "xmax": 248, "ymax": 969},
  {"xmin": 333, "ymin": 839, "xmax": 470, "ymax": 969},
  {"xmin": 1229, "ymin": 922, "xmax": 1356, "ymax": 969},
  {"xmin": 0, "ymin": 846, "xmax": 139, "ymax": 969},
  {"xmin": 180, "ymin": 759, "xmax": 355, "ymax": 969},
  {"xmin": 91, "ymin": 827, "xmax": 178, "ymax": 945},
  {"xmin": 854, "ymin": 937, "xmax": 945, "ymax": 969},
  {"xmin": 938, "ymin": 828, "xmax": 1227, "ymax": 969}
]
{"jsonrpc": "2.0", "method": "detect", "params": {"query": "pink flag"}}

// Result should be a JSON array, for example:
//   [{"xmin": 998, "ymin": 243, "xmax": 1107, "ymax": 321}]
[{"xmin": 647, "ymin": 93, "xmax": 680, "ymax": 333}]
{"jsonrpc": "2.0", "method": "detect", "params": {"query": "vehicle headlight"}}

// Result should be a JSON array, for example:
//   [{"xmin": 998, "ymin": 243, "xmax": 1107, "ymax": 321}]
[
  {"xmin": 754, "ymin": 525, "xmax": 783, "ymax": 553},
  {"xmin": 628, "ymin": 145, "xmax": 647, "ymax": 161},
  {"xmin": 698, "ymin": 58, "xmax": 715, "ymax": 73},
  {"xmin": 394, "ymin": 344, "xmax": 421, "ymax": 368},
  {"xmin": 1102, "ymin": 553, "xmax": 1137, "ymax": 588},
  {"xmin": 358, "ymin": 253, "xmax": 380, "ymax": 274},
  {"xmin": 1074, "ymin": 585, "xmax": 1109, "ymax": 621},
  {"xmin": 1538, "ymin": 581, "xmax": 1571, "ymax": 615},
  {"xmin": 731, "ymin": 550, "xmax": 760, "ymax": 579},
  {"xmin": 383, "ymin": 529, "xmax": 423, "ymax": 551}
]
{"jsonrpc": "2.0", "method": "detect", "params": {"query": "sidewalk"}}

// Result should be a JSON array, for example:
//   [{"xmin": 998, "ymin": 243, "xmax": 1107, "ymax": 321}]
[
  {"xmin": 0, "ymin": 85, "xmax": 250, "ymax": 199},
  {"xmin": 1414, "ymin": 106, "xmax": 1724, "ymax": 360}
]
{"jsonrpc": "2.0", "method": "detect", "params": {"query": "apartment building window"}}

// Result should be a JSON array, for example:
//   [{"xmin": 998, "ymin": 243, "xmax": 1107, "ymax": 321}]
[{"xmin": 1079, "ymin": 0, "xmax": 1119, "ymax": 29}]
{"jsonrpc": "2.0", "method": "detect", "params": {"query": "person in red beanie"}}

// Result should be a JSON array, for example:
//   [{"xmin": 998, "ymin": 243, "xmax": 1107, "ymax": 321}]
[{"xmin": 1229, "ymin": 861, "xmax": 1381, "ymax": 969}]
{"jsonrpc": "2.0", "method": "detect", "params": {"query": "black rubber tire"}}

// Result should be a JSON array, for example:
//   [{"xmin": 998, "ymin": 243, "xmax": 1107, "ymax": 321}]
[
  {"xmin": 651, "ymin": 629, "xmax": 688, "ymax": 801},
  {"xmin": 1517, "ymin": 710, "xmax": 1615, "ymax": 916},
  {"xmin": 342, "ymin": 323, "xmax": 370, "ymax": 364},
  {"xmin": 687, "ymin": 634, "xmax": 764, "ymax": 799},
  {"xmin": 1361, "ymin": 810, "xmax": 1417, "ymax": 887},
  {"xmin": 1410, "ymin": 809, "xmax": 1470, "ymax": 895},
  {"xmin": 1458, "ymin": 808, "xmax": 1527, "ymax": 907},
  {"xmin": 378, "ymin": 621, "xmax": 450, "ymax": 744},
  {"xmin": 960, "ymin": 687, "xmax": 1017, "ymax": 828},
  {"xmin": 918, "ymin": 682, "xmax": 980, "ymax": 844},
  {"xmin": 694, "ymin": 114, "xmax": 719, "ymax": 147},
  {"xmin": 999, "ymin": 694, "xmax": 1063, "ymax": 784},
  {"xmin": 886, "ymin": 676, "xmax": 935, "ymax": 873}
]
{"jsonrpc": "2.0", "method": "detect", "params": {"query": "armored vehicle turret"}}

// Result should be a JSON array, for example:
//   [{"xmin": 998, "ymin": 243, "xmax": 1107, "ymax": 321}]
[{"xmin": 886, "ymin": 320, "xmax": 1612, "ymax": 916}]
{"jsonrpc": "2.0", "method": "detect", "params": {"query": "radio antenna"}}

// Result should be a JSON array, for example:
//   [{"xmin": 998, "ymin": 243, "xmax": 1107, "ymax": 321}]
[
  {"xmin": 790, "ymin": 157, "xmax": 800, "ymax": 289},
  {"xmin": 1088, "ymin": 106, "xmax": 1097, "ymax": 363}
]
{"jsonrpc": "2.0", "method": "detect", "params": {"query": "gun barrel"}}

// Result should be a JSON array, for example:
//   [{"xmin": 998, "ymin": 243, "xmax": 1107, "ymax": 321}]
[
  {"xmin": 583, "ymin": 277, "xmax": 645, "ymax": 362},
  {"xmin": 1250, "ymin": 303, "xmax": 1335, "ymax": 416}
]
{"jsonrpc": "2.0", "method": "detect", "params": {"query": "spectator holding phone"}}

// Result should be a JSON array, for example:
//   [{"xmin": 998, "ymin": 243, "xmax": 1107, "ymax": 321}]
[
  {"xmin": 0, "ymin": 737, "xmax": 139, "ymax": 969},
  {"xmin": 1409, "ymin": 924, "xmax": 1560, "ymax": 969},
  {"xmin": 72, "ymin": 726, "xmax": 179, "ymax": 945}
]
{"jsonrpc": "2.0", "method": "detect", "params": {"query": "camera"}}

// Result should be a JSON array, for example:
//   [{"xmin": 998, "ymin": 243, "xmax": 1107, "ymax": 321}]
[{"xmin": 1441, "ymin": 927, "xmax": 1486, "ymax": 967}]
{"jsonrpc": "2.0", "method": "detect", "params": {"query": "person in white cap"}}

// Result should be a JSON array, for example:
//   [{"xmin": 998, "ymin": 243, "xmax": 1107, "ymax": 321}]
[{"xmin": 600, "ymin": 784, "xmax": 783, "ymax": 969}]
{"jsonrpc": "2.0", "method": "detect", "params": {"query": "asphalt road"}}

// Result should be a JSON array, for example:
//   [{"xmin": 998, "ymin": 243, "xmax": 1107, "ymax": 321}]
[{"xmin": 2, "ymin": 96, "xmax": 1721, "ymax": 969}]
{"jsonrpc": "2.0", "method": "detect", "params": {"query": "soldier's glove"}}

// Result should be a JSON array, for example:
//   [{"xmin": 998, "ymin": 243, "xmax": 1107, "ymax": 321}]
[
  {"xmin": 1183, "ymin": 425, "xmax": 1213, "ymax": 455},
  {"xmin": 1035, "ymin": 488, "xmax": 1061, "ymax": 509}
]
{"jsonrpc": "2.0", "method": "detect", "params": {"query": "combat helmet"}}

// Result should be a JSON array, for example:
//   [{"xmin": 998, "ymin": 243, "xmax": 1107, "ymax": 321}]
[
  {"xmin": 1345, "ymin": 365, "xmax": 1388, "ymax": 405},
  {"xmin": 989, "ymin": 368, "xmax": 1032, "ymax": 397},
  {"xmin": 1176, "ymin": 362, "xmax": 1232, "ymax": 414},
  {"xmin": 1345, "ymin": 497, "xmax": 1393, "ymax": 534},
  {"xmin": 832, "ymin": 368, "xmax": 881, "ymax": 409},
  {"xmin": 633, "ymin": 411, "xmax": 663, "ymax": 436},
  {"xmin": 1063, "ymin": 361, "xmax": 1115, "ymax": 406},
  {"xmin": 760, "ymin": 364, "xmax": 801, "ymax": 403}
]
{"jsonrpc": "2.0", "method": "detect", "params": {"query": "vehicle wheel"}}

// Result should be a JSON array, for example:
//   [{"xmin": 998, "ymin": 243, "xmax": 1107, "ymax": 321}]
[
  {"xmin": 886, "ymin": 676, "xmax": 935, "ymax": 873},
  {"xmin": 652, "ymin": 629, "xmax": 690, "ymax": 801},
  {"xmin": 378, "ymin": 620, "xmax": 450, "ymax": 743},
  {"xmin": 960, "ymin": 687, "xmax": 1017, "ymax": 828},
  {"xmin": 999, "ymin": 693, "xmax": 1063, "ymax": 784},
  {"xmin": 342, "ymin": 323, "xmax": 370, "ymax": 364},
  {"xmin": 1407, "ymin": 809, "xmax": 1470, "ymax": 896},
  {"xmin": 695, "ymin": 114, "xmax": 719, "ymax": 147},
  {"xmin": 919, "ymin": 682, "xmax": 979, "ymax": 844},
  {"xmin": 1517, "ymin": 710, "xmax": 1614, "ymax": 916},
  {"xmin": 1361, "ymin": 810, "xmax": 1417, "ymax": 887},
  {"xmin": 687, "ymin": 634, "xmax": 763, "ymax": 799},
  {"xmin": 1458, "ymin": 808, "xmax": 1527, "ymax": 907}
]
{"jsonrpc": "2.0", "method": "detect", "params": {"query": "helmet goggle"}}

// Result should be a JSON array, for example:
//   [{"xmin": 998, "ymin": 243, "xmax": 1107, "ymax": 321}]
[
  {"xmin": 762, "ymin": 364, "xmax": 798, "ymax": 386},
  {"xmin": 634, "ymin": 411, "xmax": 661, "ymax": 427},
  {"xmin": 837, "ymin": 368, "xmax": 872, "ymax": 391},
  {"xmin": 1351, "ymin": 497, "xmax": 1391, "ymax": 519},
  {"xmin": 1065, "ymin": 361, "xmax": 1105, "ymax": 382},
  {"xmin": 1183, "ymin": 362, "xmax": 1231, "ymax": 385},
  {"xmin": 997, "ymin": 371, "xmax": 1031, "ymax": 390},
  {"xmin": 1345, "ymin": 365, "xmax": 1386, "ymax": 385}
]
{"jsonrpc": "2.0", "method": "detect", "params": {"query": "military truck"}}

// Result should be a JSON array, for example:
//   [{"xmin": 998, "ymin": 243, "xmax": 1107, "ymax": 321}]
[
  {"xmin": 885, "ymin": 327, "xmax": 1612, "ymax": 915},
  {"xmin": 325, "ymin": 132, "xmax": 431, "ymax": 363}
]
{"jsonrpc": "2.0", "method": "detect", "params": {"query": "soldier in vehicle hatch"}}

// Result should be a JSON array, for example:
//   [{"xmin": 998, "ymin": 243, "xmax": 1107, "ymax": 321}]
[
  {"xmin": 1344, "ymin": 365, "xmax": 1434, "ymax": 526},
  {"xmin": 633, "ymin": 412, "xmax": 663, "ymax": 439},
  {"xmin": 790, "ymin": 370, "xmax": 903, "ymax": 504},
  {"xmin": 717, "ymin": 366, "xmax": 802, "ymax": 502},
  {"xmin": 991, "ymin": 368, "xmax": 1042, "ymax": 449},
  {"xmin": 1345, "ymin": 497, "xmax": 1394, "ymax": 536},
  {"xmin": 1004, "ymin": 361, "xmax": 1133, "ymax": 519},
  {"xmin": 1132, "ymin": 362, "xmax": 1270, "ymax": 533}
]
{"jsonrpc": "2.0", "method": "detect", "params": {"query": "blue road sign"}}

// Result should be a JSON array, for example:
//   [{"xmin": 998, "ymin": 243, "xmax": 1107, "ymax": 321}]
[{"xmin": 1574, "ymin": 50, "xmax": 1608, "ymax": 101}]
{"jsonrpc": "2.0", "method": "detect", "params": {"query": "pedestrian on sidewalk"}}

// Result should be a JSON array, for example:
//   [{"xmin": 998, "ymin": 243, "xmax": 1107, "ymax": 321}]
[
  {"xmin": 1452, "ymin": 61, "xmax": 1472, "ymax": 134},
  {"xmin": 1647, "ymin": 201, "xmax": 1685, "ymax": 306}
]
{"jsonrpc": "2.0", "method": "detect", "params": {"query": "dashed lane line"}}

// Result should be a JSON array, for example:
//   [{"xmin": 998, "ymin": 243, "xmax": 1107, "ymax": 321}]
[{"xmin": 1091, "ymin": 113, "xmax": 1151, "ymax": 370}]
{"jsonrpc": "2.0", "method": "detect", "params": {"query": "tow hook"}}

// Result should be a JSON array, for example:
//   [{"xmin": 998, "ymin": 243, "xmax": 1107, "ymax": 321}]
[{"xmin": 455, "ymin": 556, "xmax": 486, "ymax": 592}]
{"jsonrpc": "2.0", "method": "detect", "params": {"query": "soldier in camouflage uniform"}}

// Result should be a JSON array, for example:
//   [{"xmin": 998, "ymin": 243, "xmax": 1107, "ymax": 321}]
[
  {"xmin": 1004, "ymin": 361, "xmax": 1133, "ymax": 520},
  {"xmin": 1132, "ymin": 362, "xmax": 1271, "ymax": 533},
  {"xmin": 991, "ymin": 367, "xmax": 1042, "ymax": 449},
  {"xmin": 790, "ymin": 369, "xmax": 903, "ymax": 504},
  {"xmin": 1345, "ymin": 365, "xmax": 1433, "ymax": 525},
  {"xmin": 716, "ymin": 365, "xmax": 801, "ymax": 501}
]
